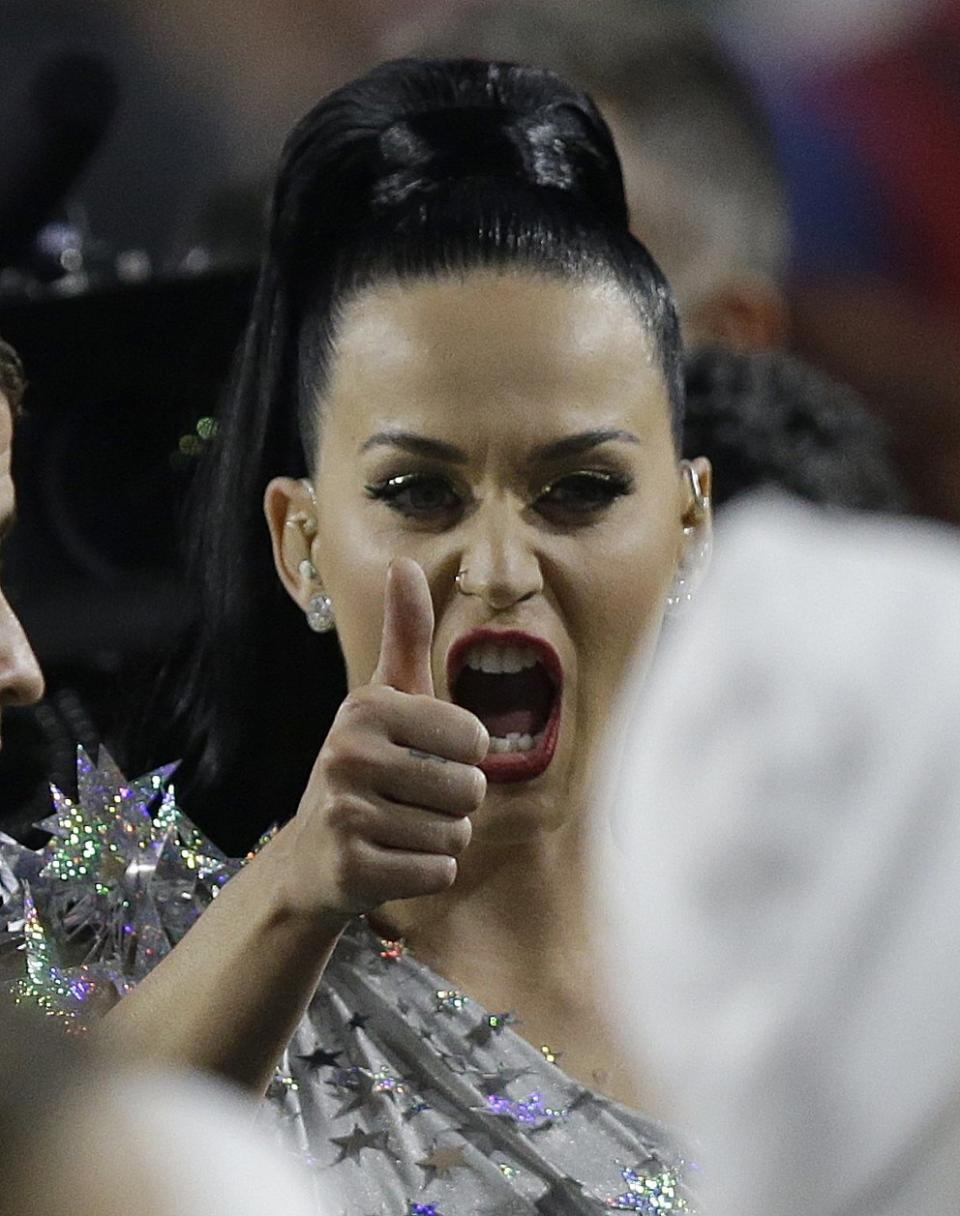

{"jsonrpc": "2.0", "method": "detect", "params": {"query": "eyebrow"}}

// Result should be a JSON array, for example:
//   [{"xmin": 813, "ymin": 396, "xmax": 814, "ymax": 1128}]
[
  {"xmin": 531, "ymin": 429, "xmax": 641, "ymax": 461},
  {"xmin": 359, "ymin": 427, "xmax": 641, "ymax": 465},
  {"xmin": 360, "ymin": 431, "xmax": 469, "ymax": 463}
]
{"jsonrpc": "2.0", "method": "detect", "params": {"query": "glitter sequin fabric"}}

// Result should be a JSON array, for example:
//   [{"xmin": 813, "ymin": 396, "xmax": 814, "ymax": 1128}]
[
  {"xmin": 1, "ymin": 751, "xmax": 697, "ymax": 1214},
  {"xmin": 264, "ymin": 919, "xmax": 697, "ymax": 1214}
]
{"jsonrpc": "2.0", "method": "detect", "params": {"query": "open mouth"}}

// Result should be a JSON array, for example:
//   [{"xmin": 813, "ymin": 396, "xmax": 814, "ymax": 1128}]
[{"xmin": 447, "ymin": 629, "xmax": 563, "ymax": 783}]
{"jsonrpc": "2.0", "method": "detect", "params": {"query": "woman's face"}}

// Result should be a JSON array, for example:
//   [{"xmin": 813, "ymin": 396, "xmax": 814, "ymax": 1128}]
[{"xmin": 270, "ymin": 270, "xmax": 706, "ymax": 838}]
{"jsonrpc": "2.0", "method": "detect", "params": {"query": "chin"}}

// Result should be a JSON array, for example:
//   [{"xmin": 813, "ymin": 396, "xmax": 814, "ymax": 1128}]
[{"xmin": 471, "ymin": 760, "xmax": 579, "ymax": 845}]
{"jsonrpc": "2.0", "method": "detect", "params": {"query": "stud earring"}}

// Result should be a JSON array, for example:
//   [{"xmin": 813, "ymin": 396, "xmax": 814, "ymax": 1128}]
[
  {"xmin": 298, "ymin": 558, "xmax": 317, "ymax": 581},
  {"xmin": 286, "ymin": 512, "xmax": 318, "ymax": 540},
  {"xmin": 666, "ymin": 461, "xmax": 712, "ymax": 618},
  {"xmin": 306, "ymin": 592, "xmax": 336, "ymax": 634}
]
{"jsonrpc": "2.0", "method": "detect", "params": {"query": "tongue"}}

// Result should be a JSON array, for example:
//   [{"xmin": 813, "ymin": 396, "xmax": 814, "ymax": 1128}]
[
  {"xmin": 453, "ymin": 667, "xmax": 554, "ymax": 738},
  {"xmin": 484, "ymin": 707, "xmax": 538, "ymax": 737}
]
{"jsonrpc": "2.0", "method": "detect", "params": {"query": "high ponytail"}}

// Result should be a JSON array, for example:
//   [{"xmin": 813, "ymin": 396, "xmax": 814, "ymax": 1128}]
[{"xmin": 169, "ymin": 58, "xmax": 682, "ymax": 849}]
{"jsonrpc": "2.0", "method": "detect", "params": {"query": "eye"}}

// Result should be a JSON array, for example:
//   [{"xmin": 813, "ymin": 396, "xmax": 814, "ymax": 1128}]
[
  {"xmin": 365, "ymin": 472, "xmax": 465, "ymax": 521},
  {"xmin": 534, "ymin": 470, "xmax": 633, "ymax": 521}
]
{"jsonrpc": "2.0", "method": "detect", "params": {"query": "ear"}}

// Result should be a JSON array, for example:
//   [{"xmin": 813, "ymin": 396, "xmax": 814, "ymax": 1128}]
[
  {"xmin": 685, "ymin": 278, "xmax": 791, "ymax": 352},
  {"xmin": 675, "ymin": 456, "xmax": 713, "ymax": 589},
  {"xmin": 264, "ymin": 475, "xmax": 321, "ymax": 611},
  {"xmin": 681, "ymin": 456, "xmax": 712, "ymax": 528}
]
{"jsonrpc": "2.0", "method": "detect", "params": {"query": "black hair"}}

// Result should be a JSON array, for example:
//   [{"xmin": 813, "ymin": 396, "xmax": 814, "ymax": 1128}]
[
  {"xmin": 683, "ymin": 347, "xmax": 905, "ymax": 513},
  {"xmin": 388, "ymin": 1, "xmax": 790, "ymax": 291},
  {"xmin": 0, "ymin": 336, "xmax": 26, "ymax": 416},
  {"xmin": 170, "ymin": 58, "xmax": 682, "ymax": 850}
]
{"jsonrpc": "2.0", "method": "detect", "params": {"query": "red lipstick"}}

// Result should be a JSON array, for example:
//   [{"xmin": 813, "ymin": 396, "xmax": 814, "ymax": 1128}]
[{"xmin": 446, "ymin": 629, "xmax": 563, "ymax": 784}]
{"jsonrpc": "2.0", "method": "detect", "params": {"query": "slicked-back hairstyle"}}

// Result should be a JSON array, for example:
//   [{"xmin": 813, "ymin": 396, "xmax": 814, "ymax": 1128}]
[
  {"xmin": 171, "ymin": 59, "xmax": 682, "ymax": 847},
  {"xmin": 0, "ymin": 338, "xmax": 26, "ymax": 416},
  {"xmin": 387, "ymin": 1, "xmax": 790, "ymax": 296}
]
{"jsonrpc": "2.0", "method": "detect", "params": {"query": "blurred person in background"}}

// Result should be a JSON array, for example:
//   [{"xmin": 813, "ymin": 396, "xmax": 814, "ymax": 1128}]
[
  {"xmin": 0, "ymin": 340, "xmax": 46, "ymax": 727},
  {"xmin": 0, "ymin": 1005, "xmax": 323, "ymax": 1216},
  {"xmin": 707, "ymin": 0, "xmax": 960, "ymax": 524},
  {"xmin": 683, "ymin": 347, "xmax": 905, "ymax": 512},
  {"xmin": 0, "ymin": 0, "xmax": 443, "ymax": 277},
  {"xmin": 387, "ymin": 0, "xmax": 792, "ymax": 351},
  {"xmin": 598, "ymin": 493, "xmax": 960, "ymax": 1216}
]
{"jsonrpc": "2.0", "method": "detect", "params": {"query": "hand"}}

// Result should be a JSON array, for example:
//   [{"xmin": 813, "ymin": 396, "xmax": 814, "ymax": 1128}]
[{"xmin": 281, "ymin": 558, "xmax": 488, "ymax": 927}]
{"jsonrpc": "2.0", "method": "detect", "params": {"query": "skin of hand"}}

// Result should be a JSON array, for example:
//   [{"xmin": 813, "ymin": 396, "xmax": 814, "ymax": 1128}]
[
  {"xmin": 0, "ymin": 393, "xmax": 45, "ymax": 738},
  {"xmin": 274, "ymin": 555, "xmax": 489, "ymax": 926},
  {"xmin": 102, "ymin": 559, "xmax": 487, "ymax": 1091}
]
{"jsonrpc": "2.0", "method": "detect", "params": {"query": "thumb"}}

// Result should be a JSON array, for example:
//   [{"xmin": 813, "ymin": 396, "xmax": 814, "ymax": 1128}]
[{"xmin": 371, "ymin": 558, "xmax": 436, "ymax": 696}]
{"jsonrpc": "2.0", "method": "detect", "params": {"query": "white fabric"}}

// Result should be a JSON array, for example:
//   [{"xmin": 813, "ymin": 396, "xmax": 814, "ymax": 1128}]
[
  {"xmin": 595, "ymin": 494, "xmax": 960, "ymax": 1216},
  {"xmin": 98, "ymin": 1071, "xmax": 328, "ymax": 1216}
]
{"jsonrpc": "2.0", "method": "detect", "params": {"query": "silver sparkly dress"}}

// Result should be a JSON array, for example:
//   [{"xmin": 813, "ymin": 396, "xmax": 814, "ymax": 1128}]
[
  {"xmin": 0, "ymin": 750, "xmax": 696, "ymax": 1216},
  {"xmin": 263, "ymin": 921, "xmax": 696, "ymax": 1215}
]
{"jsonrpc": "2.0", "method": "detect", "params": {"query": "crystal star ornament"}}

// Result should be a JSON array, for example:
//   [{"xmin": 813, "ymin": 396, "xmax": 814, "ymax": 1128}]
[
  {"xmin": 0, "ymin": 747, "xmax": 243, "ymax": 1026},
  {"xmin": 327, "ymin": 1065, "xmax": 405, "ymax": 1116},
  {"xmin": 478, "ymin": 1066, "xmax": 530, "ymax": 1097},
  {"xmin": 606, "ymin": 1164, "xmax": 691, "ymax": 1212},
  {"xmin": 416, "ymin": 1140, "xmax": 470, "ymax": 1186},
  {"xmin": 298, "ymin": 1047, "xmax": 343, "ymax": 1070},
  {"xmin": 376, "ymin": 935, "xmax": 406, "ymax": 963},
  {"xmin": 329, "ymin": 1123, "xmax": 394, "ymax": 1165},
  {"xmin": 484, "ymin": 1091, "xmax": 568, "ymax": 1128},
  {"xmin": 434, "ymin": 988, "xmax": 468, "ymax": 1013},
  {"xmin": 467, "ymin": 1010, "xmax": 516, "ymax": 1047}
]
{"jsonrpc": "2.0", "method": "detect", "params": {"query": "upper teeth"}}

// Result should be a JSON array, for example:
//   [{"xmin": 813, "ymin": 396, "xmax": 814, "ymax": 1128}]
[{"xmin": 464, "ymin": 644, "xmax": 538, "ymax": 675}]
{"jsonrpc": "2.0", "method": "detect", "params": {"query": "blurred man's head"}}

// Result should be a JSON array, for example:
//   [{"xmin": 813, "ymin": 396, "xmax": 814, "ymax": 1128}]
[
  {"xmin": 387, "ymin": 0, "xmax": 791, "ymax": 349},
  {"xmin": 0, "ymin": 339, "xmax": 44, "ymax": 736},
  {"xmin": 683, "ymin": 347, "xmax": 905, "ymax": 512}
]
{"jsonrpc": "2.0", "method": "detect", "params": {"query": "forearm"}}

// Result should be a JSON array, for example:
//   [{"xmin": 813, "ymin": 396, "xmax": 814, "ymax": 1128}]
[{"xmin": 99, "ymin": 822, "xmax": 345, "ymax": 1095}]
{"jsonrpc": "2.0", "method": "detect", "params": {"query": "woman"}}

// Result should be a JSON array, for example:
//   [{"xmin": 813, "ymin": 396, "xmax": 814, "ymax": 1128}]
[{"xmin": 105, "ymin": 59, "xmax": 711, "ymax": 1214}]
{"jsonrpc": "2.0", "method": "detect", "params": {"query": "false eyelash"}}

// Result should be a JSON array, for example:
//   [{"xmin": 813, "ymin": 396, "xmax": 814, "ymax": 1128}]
[
  {"xmin": 364, "ymin": 473, "xmax": 434, "ymax": 500},
  {"xmin": 538, "ymin": 469, "xmax": 634, "ymax": 499}
]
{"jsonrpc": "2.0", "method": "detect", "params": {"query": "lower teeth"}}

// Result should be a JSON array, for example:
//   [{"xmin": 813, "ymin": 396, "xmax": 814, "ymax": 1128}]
[{"xmin": 488, "ymin": 731, "xmax": 543, "ymax": 755}]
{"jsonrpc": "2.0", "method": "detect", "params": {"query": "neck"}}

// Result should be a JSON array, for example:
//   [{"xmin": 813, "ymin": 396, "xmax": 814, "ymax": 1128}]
[{"xmin": 375, "ymin": 799, "xmax": 592, "ymax": 993}]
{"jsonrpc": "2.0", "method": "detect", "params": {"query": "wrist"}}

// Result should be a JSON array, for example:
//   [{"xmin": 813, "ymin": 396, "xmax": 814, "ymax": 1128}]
[{"xmin": 253, "ymin": 819, "xmax": 352, "ymax": 945}]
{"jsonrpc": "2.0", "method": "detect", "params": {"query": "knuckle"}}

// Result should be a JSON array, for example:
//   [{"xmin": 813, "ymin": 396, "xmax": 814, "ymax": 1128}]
[
  {"xmin": 320, "ymin": 732, "xmax": 354, "ymax": 776},
  {"xmin": 327, "ymin": 794, "xmax": 369, "ymax": 835},
  {"xmin": 338, "ymin": 684, "xmax": 388, "ymax": 726},
  {"xmin": 323, "ymin": 734, "xmax": 380, "ymax": 784}
]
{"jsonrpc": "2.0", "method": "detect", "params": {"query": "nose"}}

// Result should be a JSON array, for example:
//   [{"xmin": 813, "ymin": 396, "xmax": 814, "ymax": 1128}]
[
  {"xmin": 457, "ymin": 498, "xmax": 544, "ymax": 611},
  {"xmin": 0, "ymin": 594, "xmax": 44, "ymax": 711}
]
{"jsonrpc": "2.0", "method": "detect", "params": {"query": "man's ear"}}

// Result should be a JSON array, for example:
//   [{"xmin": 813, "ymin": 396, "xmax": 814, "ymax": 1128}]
[
  {"xmin": 263, "ymin": 476, "xmax": 321, "ymax": 610},
  {"xmin": 686, "ymin": 278, "xmax": 790, "ymax": 352}
]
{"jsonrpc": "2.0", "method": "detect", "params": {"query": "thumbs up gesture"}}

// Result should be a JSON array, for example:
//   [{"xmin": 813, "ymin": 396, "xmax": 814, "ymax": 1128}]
[{"xmin": 285, "ymin": 559, "xmax": 489, "ymax": 926}]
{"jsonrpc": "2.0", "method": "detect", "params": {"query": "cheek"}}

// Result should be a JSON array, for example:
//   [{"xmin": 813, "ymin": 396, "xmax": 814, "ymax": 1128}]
[
  {"xmin": 568, "ymin": 496, "xmax": 678, "ymax": 683},
  {"xmin": 315, "ymin": 505, "xmax": 395, "ymax": 687}
]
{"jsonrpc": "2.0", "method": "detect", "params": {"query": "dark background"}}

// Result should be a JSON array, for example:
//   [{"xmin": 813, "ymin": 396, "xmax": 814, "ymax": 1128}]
[{"xmin": 2, "ymin": 0, "xmax": 959, "ymax": 842}]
